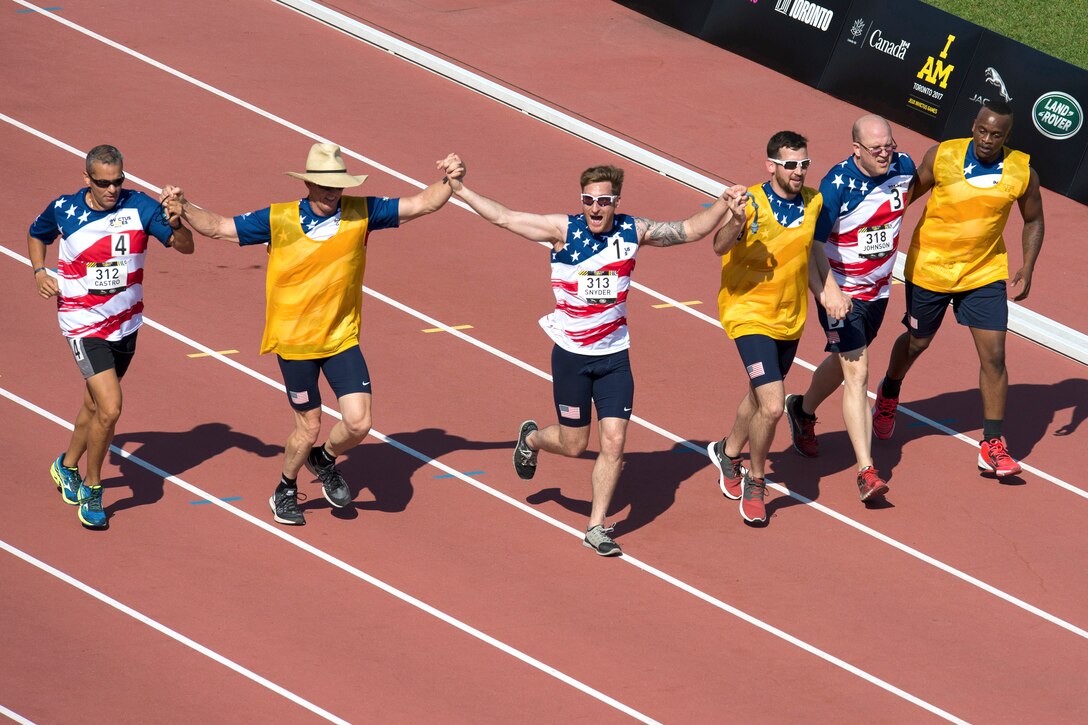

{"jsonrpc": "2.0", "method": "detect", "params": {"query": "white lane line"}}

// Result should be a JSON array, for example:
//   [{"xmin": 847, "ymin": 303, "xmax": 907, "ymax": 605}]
[
  {"xmin": 0, "ymin": 387, "xmax": 660, "ymax": 725},
  {"xmin": 2, "ymin": 117, "xmax": 1087, "ymax": 643},
  {"xmin": 5, "ymin": 1, "xmax": 1081, "ymax": 493},
  {"xmin": 0, "ymin": 540, "xmax": 349, "ymax": 723},
  {"xmin": 0, "ymin": 704, "xmax": 35, "ymax": 725}
]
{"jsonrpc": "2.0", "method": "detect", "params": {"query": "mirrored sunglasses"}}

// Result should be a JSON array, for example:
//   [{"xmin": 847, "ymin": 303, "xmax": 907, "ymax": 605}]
[
  {"xmin": 580, "ymin": 193, "xmax": 618, "ymax": 207},
  {"xmin": 767, "ymin": 158, "xmax": 811, "ymax": 171}
]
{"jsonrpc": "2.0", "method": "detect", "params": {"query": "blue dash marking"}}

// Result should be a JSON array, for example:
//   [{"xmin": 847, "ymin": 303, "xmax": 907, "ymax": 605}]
[
  {"xmin": 434, "ymin": 470, "xmax": 484, "ymax": 479},
  {"xmin": 17, "ymin": 6, "xmax": 63, "ymax": 12},
  {"xmin": 908, "ymin": 418, "xmax": 956, "ymax": 427},
  {"xmin": 190, "ymin": 496, "xmax": 243, "ymax": 504}
]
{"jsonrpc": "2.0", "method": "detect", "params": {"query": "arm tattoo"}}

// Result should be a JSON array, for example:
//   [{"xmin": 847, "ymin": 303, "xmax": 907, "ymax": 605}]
[{"xmin": 640, "ymin": 218, "xmax": 687, "ymax": 246}]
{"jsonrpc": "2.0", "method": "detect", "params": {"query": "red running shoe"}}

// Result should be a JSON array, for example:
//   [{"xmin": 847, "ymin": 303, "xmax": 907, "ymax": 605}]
[
  {"xmin": 978, "ymin": 438, "xmax": 1022, "ymax": 477},
  {"xmin": 707, "ymin": 439, "xmax": 745, "ymax": 500},
  {"xmin": 784, "ymin": 394, "xmax": 818, "ymax": 457},
  {"xmin": 740, "ymin": 473, "xmax": 767, "ymax": 524},
  {"xmin": 857, "ymin": 466, "xmax": 889, "ymax": 501},
  {"xmin": 872, "ymin": 383, "xmax": 899, "ymax": 440}
]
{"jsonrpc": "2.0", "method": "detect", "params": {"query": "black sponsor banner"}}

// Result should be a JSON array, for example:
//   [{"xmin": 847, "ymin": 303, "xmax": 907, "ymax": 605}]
[
  {"xmin": 612, "ymin": 0, "xmax": 714, "ymax": 36},
  {"xmin": 818, "ymin": 0, "xmax": 982, "ymax": 138},
  {"xmin": 698, "ymin": 0, "xmax": 852, "ymax": 87},
  {"xmin": 940, "ymin": 32, "xmax": 1088, "ymax": 198}
]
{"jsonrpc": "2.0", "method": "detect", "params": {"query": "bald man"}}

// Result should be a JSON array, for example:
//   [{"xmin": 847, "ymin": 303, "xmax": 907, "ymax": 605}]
[
  {"xmin": 872, "ymin": 100, "xmax": 1044, "ymax": 478},
  {"xmin": 783, "ymin": 115, "xmax": 915, "ymax": 502}
]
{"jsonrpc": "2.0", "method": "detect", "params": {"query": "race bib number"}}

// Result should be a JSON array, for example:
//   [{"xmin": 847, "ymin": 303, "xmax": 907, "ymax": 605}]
[
  {"xmin": 857, "ymin": 225, "xmax": 894, "ymax": 259},
  {"xmin": 84, "ymin": 260, "xmax": 127, "ymax": 295},
  {"xmin": 577, "ymin": 270, "xmax": 618, "ymax": 303}
]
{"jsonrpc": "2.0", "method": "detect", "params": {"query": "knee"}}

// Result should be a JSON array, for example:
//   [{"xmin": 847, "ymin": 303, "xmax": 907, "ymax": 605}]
[
  {"xmin": 558, "ymin": 431, "xmax": 589, "ymax": 458},
  {"xmin": 342, "ymin": 412, "xmax": 372, "ymax": 441},
  {"xmin": 295, "ymin": 414, "xmax": 322, "ymax": 444},
  {"xmin": 907, "ymin": 335, "xmax": 932, "ymax": 357},
  {"xmin": 95, "ymin": 401, "xmax": 122, "ymax": 426},
  {"xmin": 598, "ymin": 430, "xmax": 626, "ymax": 459}
]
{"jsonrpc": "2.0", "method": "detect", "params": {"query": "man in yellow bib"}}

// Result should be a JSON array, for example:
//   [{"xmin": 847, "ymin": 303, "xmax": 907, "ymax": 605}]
[
  {"xmin": 707, "ymin": 131, "xmax": 849, "ymax": 524},
  {"xmin": 163, "ymin": 144, "xmax": 465, "ymax": 524},
  {"xmin": 872, "ymin": 100, "xmax": 1045, "ymax": 477}
]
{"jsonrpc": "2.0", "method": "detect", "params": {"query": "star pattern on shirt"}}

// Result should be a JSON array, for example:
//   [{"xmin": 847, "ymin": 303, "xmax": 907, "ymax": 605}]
[
  {"xmin": 847, "ymin": 178, "xmax": 856, "ymax": 191},
  {"xmin": 964, "ymin": 163, "xmax": 976, "ymax": 175},
  {"xmin": 54, "ymin": 198, "xmax": 65, "ymax": 208},
  {"xmin": 832, "ymin": 174, "xmax": 844, "ymax": 189},
  {"xmin": 78, "ymin": 210, "xmax": 90, "ymax": 224},
  {"xmin": 572, "ymin": 229, "xmax": 583, "ymax": 240},
  {"xmin": 65, "ymin": 204, "xmax": 76, "ymax": 218},
  {"xmin": 304, "ymin": 217, "xmax": 319, "ymax": 231},
  {"xmin": 570, "ymin": 250, "xmax": 581, "ymax": 261},
  {"xmin": 620, "ymin": 221, "xmax": 633, "ymax": 230},
  {"xmin": 841, "ymin": 202, "xmax": 850, "ymax": 213},
  {"xmin": 592, "ymin": 242, "xmax": 602, "ymax": 253},
  {"xmin": 860, "ymin": 181, "xmax": 869, "ymax": 193}
]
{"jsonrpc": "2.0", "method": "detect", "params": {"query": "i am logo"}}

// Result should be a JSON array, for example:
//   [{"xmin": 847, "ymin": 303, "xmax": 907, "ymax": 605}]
[{"xmin": 917, "ymin": 34, "xmax": 956, "ymax": 89}]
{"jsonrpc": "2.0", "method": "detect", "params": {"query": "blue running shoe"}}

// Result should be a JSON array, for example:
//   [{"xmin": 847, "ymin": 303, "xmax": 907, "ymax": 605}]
[
  {"xmin": 77, "ymin": 483, "xmax": 108, "ymax": 529},
  {"xmin": 51, "ymin": 454, "xmax": 81, "ymax": 506}
]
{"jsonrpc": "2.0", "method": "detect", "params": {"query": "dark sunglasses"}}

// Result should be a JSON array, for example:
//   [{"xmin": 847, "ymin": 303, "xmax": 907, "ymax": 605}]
[
  {"xmin": 88, "ymin": 174, "xmax": 126, "ymax": 189},
  {"xmin": 580, "ymin": 193, "xmax": 618, "ymax": 207},
  {"xmin": 767, "ymin": 158, "xmax": 811, "ymax": 171}
]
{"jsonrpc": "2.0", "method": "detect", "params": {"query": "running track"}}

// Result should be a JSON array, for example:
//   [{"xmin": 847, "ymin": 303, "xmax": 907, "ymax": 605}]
[{"xmin": 2, "ymin": 1, "xmax": 1086, "ymax": 722}]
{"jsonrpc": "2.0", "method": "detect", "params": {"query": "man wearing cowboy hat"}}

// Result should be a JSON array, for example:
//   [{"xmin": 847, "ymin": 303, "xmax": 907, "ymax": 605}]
[{"xmin": 162, "ymin": 144, "xmax": 464, "ymax": 525}]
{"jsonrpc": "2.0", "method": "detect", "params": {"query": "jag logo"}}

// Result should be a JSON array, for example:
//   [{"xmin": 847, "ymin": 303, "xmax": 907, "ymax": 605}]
[{"xmin": 1032, "ymin": 91, "xmax": 1083, "ymax": 140}]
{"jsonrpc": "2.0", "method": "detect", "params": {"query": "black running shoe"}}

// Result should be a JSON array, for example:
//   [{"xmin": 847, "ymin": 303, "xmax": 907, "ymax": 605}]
[
  {"xmin": 513, "ymin": 420, "xmax": 539, "ymax": 480},
  {"xmin": 305, "ymin": 448, "xmax": 353, "ymax": 508},
  {"xmin": 269, "ymin": 486, "xmax": 305, "ymax": 525}
]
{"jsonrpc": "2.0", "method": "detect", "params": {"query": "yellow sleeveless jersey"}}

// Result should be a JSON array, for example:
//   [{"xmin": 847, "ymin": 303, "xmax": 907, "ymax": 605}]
[
  {"xmin": 260, "ymin": 196, "xmax": 371, "ymax": 359},
  {"xmin": 717, "ymin": 184, "xmax": 822, "ymax": 340},
  {"xmin": 906, "ymin": 138, "xmax": 1030, "ymax": 292}
]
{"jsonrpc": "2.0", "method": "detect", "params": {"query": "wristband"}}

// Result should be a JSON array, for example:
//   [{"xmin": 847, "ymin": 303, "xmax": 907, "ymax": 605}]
[{"xmin": 32, "ymin": 266, "xmax": 46, "ymax": 275}]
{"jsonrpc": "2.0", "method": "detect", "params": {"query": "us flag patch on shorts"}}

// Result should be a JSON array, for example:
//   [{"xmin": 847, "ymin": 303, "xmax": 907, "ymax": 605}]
[
  {"xmin": 289, "ymin": 390, "xmax": 310, "ymax": 404},
  {"xmin": 559, "ymin": 404, "xmax": 581, "ymax": 419},
  {"xmin": 746, "ymin": 362, "xmax": 765, "ymax": 379}
]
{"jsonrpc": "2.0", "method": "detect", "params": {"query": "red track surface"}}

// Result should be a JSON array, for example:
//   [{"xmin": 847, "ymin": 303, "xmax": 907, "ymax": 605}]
[{"xmin": 2, "ymin": 1, "xmax": 1086, "ymax": 722}]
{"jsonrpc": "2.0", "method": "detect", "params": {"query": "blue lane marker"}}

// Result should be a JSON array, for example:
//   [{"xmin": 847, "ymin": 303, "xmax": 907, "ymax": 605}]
[
  {"xmin": 434, "ymin": 470, "xmax": 484, "ymax": 479},
  {"xmin": 190, "ymin": 496, "xmax": 243, "ymax": 504},
  {"xmin": 17, "ymin": 6, "xmax": 63, "ymax": 12},
  {"xmin": 909, "ymin": 418, "xmax": 956, "ymax": 427}
]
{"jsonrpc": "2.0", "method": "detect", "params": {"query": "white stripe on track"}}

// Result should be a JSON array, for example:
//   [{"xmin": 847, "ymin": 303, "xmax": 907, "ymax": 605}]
[
  {"xmin": 3, "ymin": 1, "xmax": 1081, "ymax": 497},
  {"xmin": 0, "ymin": 538, "xmax": 349, "ymax": 723},
  {"xmin": 0, "ymin": 386, "xmax": 660, "ymax": 725}
]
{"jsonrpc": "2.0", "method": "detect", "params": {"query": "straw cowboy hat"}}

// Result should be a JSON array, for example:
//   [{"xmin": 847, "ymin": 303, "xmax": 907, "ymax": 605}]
[{"xmin": 285, "ymin": 143, "xmax": 367, "ymax": 188}]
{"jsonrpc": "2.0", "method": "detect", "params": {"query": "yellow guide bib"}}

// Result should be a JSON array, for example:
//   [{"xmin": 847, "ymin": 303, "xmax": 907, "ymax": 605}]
[
  {"xmin": 261, "ymin": 197, "xmax": 371, "ymax": 359},
  {"xmin": 717, "ymin": 184, "xmax": 822, "ymax": 340},
  {"xmin": 906, "ymin": 138, "xmax": 1030, "ymax": 292}
]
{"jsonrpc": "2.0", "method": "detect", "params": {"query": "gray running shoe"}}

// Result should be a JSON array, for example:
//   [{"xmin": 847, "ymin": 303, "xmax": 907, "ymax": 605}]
[
  {"xmin": 583, "ymin": 524, "xmax": 622, "ymax": 556},
  {"xmin": 305, "ymin": 447, "xmax": 353, "ymax": 508},
  {"xmin": 269, "ymin": 486, "xmax": 305, "ymax": 526},
  {"xmin": 513, "ymin": 420, "xmax": 539, "ymax": 480}
]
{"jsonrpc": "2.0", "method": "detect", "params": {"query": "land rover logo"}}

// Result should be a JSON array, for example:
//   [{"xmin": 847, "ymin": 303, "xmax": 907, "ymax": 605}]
[{"xmin": 1032, "ymin": 91, "xmax": 1083, "ymax": 140}]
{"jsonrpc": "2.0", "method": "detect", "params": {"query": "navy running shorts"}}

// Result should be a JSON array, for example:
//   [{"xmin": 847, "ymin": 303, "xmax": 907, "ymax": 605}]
[
  {"xmin": 66, "ymin": 330, "xmax": 138, "ymax": 380},
  {"xmin": 550, "ymin": 345, "xmax": 634, "ymax": 427},
  {"xmin": 902, "ymin": 280, "xmax": 1008, "ymax": 337},
  {"xmin": 277, "ymin": 346, "xmax": 372, "ymax": 412},
  {"xmin": 734, "ymin": 334, "xmax": 798, "ymax": 388},
  {"xmin": 816, "ymin": 297, "xmax": 888, "ymax": 354}
]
